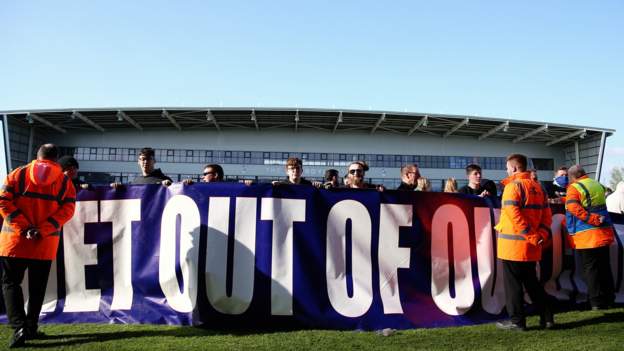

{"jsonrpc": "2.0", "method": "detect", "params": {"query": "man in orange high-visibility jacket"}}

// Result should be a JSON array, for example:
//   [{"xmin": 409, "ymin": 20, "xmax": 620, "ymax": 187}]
[
  {"xmin": 494, "ymin": 154, "xmax": 554, "ymax": 331},
  {"xmin": 0, "ymin": 144, "xmax": 76, "ymax": 348},
  {"xmin": 565, "ymin": 165, "xmax": 615, "ymax": 310}
]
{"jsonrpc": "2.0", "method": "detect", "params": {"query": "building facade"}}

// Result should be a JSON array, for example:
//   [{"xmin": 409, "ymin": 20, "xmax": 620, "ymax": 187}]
[{"xmin": 1, "ymin": 108, "xmax": 614, "ymax": 190}]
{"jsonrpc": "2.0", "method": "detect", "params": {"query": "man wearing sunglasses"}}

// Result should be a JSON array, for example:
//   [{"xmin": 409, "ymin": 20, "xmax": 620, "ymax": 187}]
[
  {"xmin": 345, "ymin": 161, "xmax": 384, "ymax": 191},
  {"xmin": 202, "ymin": 164, "xmax": 224, "ymax": 183}
]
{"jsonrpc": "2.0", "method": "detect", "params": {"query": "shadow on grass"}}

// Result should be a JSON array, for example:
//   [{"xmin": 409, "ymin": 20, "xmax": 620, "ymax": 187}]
[
  {"xmin": 548, "ymin": 311, "xmax": 624, "ymax": 331},
  {"xmin": 26, "ymin": 325, "xmax": 312, "ymax": 348},
  {"xmin": 520, "ymin": 310, "xmax": 624, "ymax": 331}
]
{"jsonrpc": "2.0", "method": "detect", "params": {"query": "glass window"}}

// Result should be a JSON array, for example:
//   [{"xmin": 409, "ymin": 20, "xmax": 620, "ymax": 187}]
[
  {"xmin": 225, "ymin": 151, "xmax": 232, "ymax": 158},
  {"xmin": 90, "ymin": 148, "xmax": 97, "ymax": 155},
  {"xmin": 166, "ymin": 149, "xmax": 174, "ymax": 157},
  {"xmin": 321, "ymin": 153, "xmax": 327, "ymax": 160},
  {"xmin": 339, "ymin": 154, "xmax": 346, "ymax": 161},
  {"xmin": 245, "ymin": 151, "xmax": 251, "ymax": 158},
  {"xmin": 186, "ymin": 150, "xmax": 193, "ymax": 157}
]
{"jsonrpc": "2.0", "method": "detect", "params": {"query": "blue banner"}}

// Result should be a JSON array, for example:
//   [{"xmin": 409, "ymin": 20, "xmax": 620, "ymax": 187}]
[{"xmin": 1, "ymin": 183, "xmax": 623, "ymax": 329}]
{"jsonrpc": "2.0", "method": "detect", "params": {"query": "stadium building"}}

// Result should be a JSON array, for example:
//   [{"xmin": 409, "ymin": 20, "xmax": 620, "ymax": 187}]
[{"xmin": 0, "ymin": 107, "xmax": 615, "ymax": 190}]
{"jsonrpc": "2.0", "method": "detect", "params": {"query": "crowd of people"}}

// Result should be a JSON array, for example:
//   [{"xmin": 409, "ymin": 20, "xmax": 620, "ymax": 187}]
[{"xmin": 0, "ymin": 145, "xmax": 621, "ymax": 346}]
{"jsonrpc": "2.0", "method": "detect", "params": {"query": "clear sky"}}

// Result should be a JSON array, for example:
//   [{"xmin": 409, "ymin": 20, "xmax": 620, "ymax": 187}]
[{"xmin": 1, "ymin": 1, "xmax": 622, "ymax": 181}]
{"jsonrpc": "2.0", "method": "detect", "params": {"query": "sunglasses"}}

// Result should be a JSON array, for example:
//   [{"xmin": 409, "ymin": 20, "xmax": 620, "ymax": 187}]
[
  {"xmin": 203, "ymin": 172, "xmax": 216, "ymax": 176},
  {"xmin": 349, "ymin": 169, "xmax": 363, "ymax": 175}
]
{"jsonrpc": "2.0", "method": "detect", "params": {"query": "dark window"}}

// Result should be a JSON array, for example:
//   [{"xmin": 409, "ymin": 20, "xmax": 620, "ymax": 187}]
[
  {"xmin": 531, "ymin": 158, "xmax": 554, "ymax": 171},
  {"xmin": 321, "ymin": 153, "xmax": 327, "ymax": 160},
  {"xmin": 282, "ymin": 152, "xmax": 289, "ymax": 159},
  {"xmin": 377, "ymin": 155, "xmax": 383, "ymax": 161},
  {"xmin": 205, "ymin": 150, "xmax": 212, "ymax": 157},
  {"xmin": 302, "ymin": 153, "xmax": 308, "ymax": 159},
  {"xmin": 225, "ymin": 151, "xmax": 232, "ymax": 157},
  {"xmin": 167, "ymin": 149, "xmax": 174, "ymax": 157},
  {"xmin": 245, "ymin": 151, "xmax": 251, "ymax": 158},
  {"xmin": 109, "ymin": 148, "xmax": 116, "ymax": 155},
  {"xmin": 186, "ymin": 150, "xmax": 193, "ymax": 157},
  {"xmin": 339, "ymin": 154, "xmax": 346, "ymax": 161},
  {"xmin": 90, "ymin": 148, "xmax": 97, "ymax": 155},
  {"xmin": 263, "ymin": 152, "xmax": 270, "ymax": 158}
]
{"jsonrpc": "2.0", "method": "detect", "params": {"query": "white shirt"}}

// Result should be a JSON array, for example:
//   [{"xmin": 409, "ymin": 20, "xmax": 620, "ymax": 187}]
[{"xmin": 606, "ymin": 181, "xmax": 624, "ymax": 214}]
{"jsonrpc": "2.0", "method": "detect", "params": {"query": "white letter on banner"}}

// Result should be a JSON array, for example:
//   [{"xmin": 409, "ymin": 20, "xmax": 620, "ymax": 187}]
[
  {"xmin": 100, "ymin": 199, "xmax": 141, "ymax": 310},
  {"xmin": 378, "ymin": 204, "xmax": 411, "ymax": 314},
  {"xmin": 159, "ymin": 195, "xmax": 201, "ymax": 313},
  {"xmin": 474, "ymin": 207, "xmax": 505, "ymax": 314},
  {"xmin": 206, "ymin": 197, "xmax": 257, "ymax": 314},
  {"xmin": 63, "ymin": 201, "xmax": 100, "ymax": 312},
  {"xmin": 326, "ymin": 200, "xmax": 373, "ymax": 318},
  {"xmin": 260, "ymin": 198, "xmax": 306, "ymax": 315},
  {"xmin": 430, "ymin": 204, "xmax": 474, "ymax": 315}
]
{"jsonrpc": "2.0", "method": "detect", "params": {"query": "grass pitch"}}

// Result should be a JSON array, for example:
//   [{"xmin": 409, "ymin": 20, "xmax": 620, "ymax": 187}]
[{"xmin": 1, "ymin": 307, "xmax": 622, "ymax": 350}]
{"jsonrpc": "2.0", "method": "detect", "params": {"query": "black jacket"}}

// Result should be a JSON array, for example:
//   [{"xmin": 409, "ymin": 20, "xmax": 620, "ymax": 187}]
[
  {"xmin": 274, "ymin": 177, "xmax": 313, "ymax": 185},
  {"xmin": 131, "ymin": 169, "xmax": 173, "ymax": 185},
  {"xmin": 397, "ymin": 182, "xmax": 417, "ymax": 191}
]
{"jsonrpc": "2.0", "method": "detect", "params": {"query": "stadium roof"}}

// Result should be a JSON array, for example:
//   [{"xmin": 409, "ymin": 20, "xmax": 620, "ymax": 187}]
[{"xmin": 1, "ymin": 107, "xmax": 615, "ymax": 146}]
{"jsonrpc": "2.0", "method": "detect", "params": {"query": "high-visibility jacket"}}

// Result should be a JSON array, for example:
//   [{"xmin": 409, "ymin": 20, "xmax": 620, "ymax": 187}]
[
  {"xmin": 495, "ymin": 172, "xmax": 552, "ymax": 262},
  {"xmin": 565, "ymin": 175, "xmax": 614, "ymax": 249},
  {"xmin": 0, "ymin": 159, "xmax": 76, "ymax": 260}
]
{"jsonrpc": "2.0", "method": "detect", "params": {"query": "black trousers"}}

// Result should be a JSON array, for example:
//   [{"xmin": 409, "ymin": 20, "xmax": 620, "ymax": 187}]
[
  {"xmin": 577, "ymin": 246, "xmax": 615, "ymax": 308},
  {"xmin": 0, "ymin": 257, "xmax": 52, "ymax": 331},
  {"xmin": 502, "ymin": 260, "xmax": 551, "ymax": 325}
]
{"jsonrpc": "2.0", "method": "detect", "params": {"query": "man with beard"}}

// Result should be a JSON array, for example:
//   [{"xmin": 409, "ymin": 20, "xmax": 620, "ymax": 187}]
[{"xmin": 345, "ymin": 161, "xmax": 383, "ymax": 191}]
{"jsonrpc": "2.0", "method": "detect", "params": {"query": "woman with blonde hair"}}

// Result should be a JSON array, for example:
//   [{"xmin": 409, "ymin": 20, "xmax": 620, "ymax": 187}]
[
  {"xmin": 444, "ymin": 177, "xmax": 458, "ymax": 193},
  {"xmin": 416, "ymin": 177, "xmax": 432, "ymax": 192}
]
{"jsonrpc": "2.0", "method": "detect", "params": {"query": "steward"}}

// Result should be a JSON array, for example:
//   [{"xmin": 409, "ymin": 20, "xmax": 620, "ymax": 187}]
[{"xmin": 0, "ymin": 144, "xmax": 76, "ymax": 348}]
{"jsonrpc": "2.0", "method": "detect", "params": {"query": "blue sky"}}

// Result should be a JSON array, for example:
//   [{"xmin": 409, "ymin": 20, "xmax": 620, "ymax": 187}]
[{"xmin": 1, "ymin": 1, "xmax": 622, "ymax": 181}]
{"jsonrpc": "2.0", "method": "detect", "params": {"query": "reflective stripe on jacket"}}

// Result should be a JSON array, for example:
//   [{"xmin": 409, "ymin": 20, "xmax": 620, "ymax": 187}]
[
  {"xmin": 0, "ymin": 159, "xmax": 76, "ymax": 260},
  {"xmin": 565, "ymin": 176, "xmax": 614, "ymax": 249},
  {"xmin": 495, "ymin": 172, "xmax": 552, "ymax": 262}
]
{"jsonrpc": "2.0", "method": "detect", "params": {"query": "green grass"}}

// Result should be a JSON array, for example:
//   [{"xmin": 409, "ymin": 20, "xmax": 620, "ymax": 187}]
[{"xmin": 1, "ymin": 308, "xmax": 623, "ymax": 350}]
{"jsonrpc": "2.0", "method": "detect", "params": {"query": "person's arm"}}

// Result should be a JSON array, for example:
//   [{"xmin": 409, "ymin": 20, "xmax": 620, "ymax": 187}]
[
  {"xmin": 501, "ymin": 183, "xmax": 530, "ymax": 235},
  {"xmin": 37, "ymin": 177, "xmax": 77, "ymax": 235},
  {"xmin": 565, "ymin": 186, "xmax": 601, "ymax": 226},
  {"xmin": 0, "ymin": 171, "xmax": 32, "ymax": 234},
  {"xmin": 539, "ymin": 192, "xmax": 553, "ymax": 242}
]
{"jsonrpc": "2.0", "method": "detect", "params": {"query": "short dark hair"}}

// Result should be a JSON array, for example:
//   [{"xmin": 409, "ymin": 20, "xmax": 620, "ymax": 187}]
[
  {"xmin": 37, "ymin": 143, "xmax": 59, "ymax": 161},
  {"xmin": 507, "ymin": 154, "xmax": 528, "ymax": 172},
  {"xmin": 465, "ymin": 164, "xmax": 482, "ymax": 175},
  {"xmin": 203, "ymin": 164, "xmax": 224, "ymax": 180},
  {"xmin": 286, "ymin": 157, "xmax": 302, "ymax": 168},
  {"xmin": 139, "ymin": 147, "xmax": 155, "ymax": 159},
  {"xmin": 58, "ymin": 155, "xmax": 79, "ymax": 171},
  {"xmin": 324, "ymin": 169, "xmax": 338, "ymax": 181}
]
